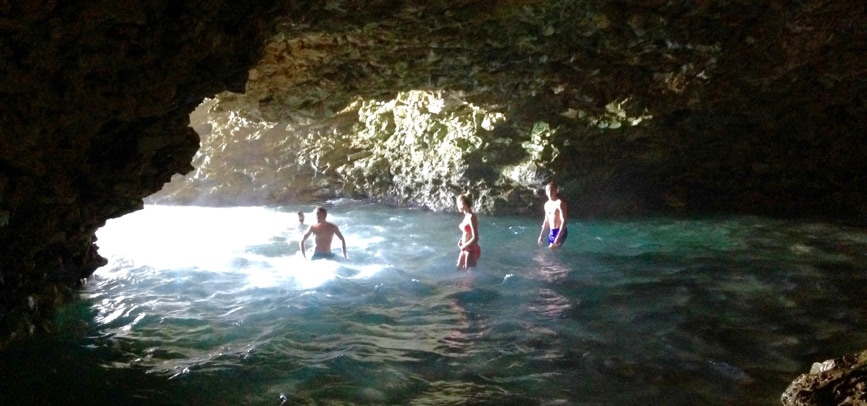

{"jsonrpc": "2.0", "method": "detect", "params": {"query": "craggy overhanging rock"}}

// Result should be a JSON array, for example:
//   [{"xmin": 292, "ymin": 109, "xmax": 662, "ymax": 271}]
[
  {"xmin": 0, "ymin": 0, "xmax": 293, "ymax": 348},
  {"xmin": 156, "ymin": 1, "xmax": 866, "ymax": 219}
]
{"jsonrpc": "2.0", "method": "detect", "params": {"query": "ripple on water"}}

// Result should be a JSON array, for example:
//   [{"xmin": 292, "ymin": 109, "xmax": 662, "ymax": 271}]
[{"xmin": 50, "ymin": 205, "xmax": 867, "ymax": 405}]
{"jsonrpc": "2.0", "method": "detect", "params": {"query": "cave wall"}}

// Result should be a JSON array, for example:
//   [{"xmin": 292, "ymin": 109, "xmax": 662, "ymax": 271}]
[
  {"xmin": 0, "ymin": 0, "xmax": 295, "ymax": 347},
  {"xmin": 162, "ymin": 0, "xmax": 866, "ymax": 219}
]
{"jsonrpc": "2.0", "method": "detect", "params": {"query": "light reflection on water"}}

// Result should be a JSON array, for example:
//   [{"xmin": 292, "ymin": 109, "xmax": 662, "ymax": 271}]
[{"xmin": 2, "ymin": 203, "xmax": 866, "ymax": 405}]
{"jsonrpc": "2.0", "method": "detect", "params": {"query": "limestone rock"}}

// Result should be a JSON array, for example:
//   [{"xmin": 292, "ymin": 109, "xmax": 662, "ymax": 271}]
[{"xmin": 164, "ymin": 0, "xmax": 866, "ymax": 219}]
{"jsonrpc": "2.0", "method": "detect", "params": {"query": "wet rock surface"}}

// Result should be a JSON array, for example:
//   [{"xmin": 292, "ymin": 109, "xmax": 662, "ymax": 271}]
[{"xmin": 782, "ymin": 350, "xmax": 867, "ymax": 406}]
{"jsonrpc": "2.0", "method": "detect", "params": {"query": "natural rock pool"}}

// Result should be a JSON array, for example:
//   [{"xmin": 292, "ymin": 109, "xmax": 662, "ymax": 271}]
[{"xmin": 2, "ymin": 203, "xmax": 865, "ymax": 405}]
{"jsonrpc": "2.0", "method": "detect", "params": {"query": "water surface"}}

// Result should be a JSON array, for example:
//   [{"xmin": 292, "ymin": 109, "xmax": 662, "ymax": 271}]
[{"xmin": 2, "ymin": 202, "xmax": 865, "ymax": 405}]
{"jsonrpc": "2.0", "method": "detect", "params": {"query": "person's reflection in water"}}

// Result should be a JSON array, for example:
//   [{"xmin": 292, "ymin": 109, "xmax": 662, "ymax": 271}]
[
  {"xmin": 532, "ymin": 249, "xmax": 570, "ymax": 283},
  {"xmin": 442, "ymin": 273, "xmax": 475, "ymax": 353},
  {"xmin": 526, "ymin": 249, "xmax": 573, "ymax": 319}
]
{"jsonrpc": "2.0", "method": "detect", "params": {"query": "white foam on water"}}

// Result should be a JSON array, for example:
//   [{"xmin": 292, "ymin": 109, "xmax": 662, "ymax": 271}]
[
  {"xmin": 97, "ymin": 205, "xmax": 287, "ymax": 270},
  {"xmin": 95, "ymin": 205, "xmax": 387, "ymax": 291}
]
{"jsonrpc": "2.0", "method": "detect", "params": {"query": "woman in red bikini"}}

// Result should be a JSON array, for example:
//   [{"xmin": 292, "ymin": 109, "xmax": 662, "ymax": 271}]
[{"xmin": 456, "ymin": 194, "xmax": 480, "ymax": 269}]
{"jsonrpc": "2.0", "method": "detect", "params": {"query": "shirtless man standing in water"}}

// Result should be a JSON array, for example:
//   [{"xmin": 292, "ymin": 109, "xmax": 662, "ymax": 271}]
[
  {"xmin": 538, "ymin": 181, "xmax": 568, "ymax": 249},
  {"xmin": 300, "ymin": 206, "xmax": 347, "ymax": 260}
]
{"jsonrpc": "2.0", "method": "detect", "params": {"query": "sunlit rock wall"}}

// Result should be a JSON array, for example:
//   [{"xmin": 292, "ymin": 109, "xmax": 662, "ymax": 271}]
[
  {"xmin": 150, "ymin": 91, "xmax": 545, "ymax": 213},
  {"xmin": 155, "ymin": 0, "xmax": 866, "ymax": 220}
]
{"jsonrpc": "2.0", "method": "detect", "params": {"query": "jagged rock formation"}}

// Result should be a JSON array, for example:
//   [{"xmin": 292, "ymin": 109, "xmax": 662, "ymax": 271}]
[
  {"xmin": 152, "ymin": 1, "xmax": 866, "ymax": 220},
  {"xmin": 782, "ymin": 349, "xmax": 867, "ymax": 405},
  {"xmin": 0, "ymin": 0, "xmax": 865, "ymax": 400},
  {"xmin": 149, "ymin": 91, "xmax": 543, "ymax": 213}
]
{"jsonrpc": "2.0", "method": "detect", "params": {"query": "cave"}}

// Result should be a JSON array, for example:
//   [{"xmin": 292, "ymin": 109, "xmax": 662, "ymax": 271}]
[{"xmin": 1, "ymin": 1, "xmax": 865, "ymax": 404}]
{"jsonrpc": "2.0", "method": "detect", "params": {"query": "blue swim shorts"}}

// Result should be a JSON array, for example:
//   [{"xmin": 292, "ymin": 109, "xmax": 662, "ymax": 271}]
[{"xmin": 548, "ymin": 228, "xmax": 568, "ymax": 246}]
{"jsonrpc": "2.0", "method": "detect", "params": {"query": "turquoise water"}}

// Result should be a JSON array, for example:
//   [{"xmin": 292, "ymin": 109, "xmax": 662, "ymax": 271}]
[{"xmin": 2, "ymin": 202, "xmax": 866, "ymax": 405}]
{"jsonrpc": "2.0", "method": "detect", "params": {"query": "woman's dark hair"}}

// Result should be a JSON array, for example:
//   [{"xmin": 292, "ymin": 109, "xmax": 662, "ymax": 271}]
[{"xmin": 458, "ymin": 194, "xmax": 473, "ymax": 209}]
